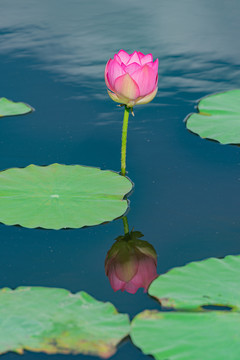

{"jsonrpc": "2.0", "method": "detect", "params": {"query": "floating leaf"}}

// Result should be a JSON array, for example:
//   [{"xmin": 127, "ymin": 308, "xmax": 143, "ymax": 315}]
[
  {"xmin": 0, "ymin": 163, "xmax": 132, "ymax": 229},
  {"xmin": 134, "ymin": 255, "xmax": 240, "ymax": 359},
  {"xmin": 0, "ymin": 287, "xmax": 130, "ymax": 357},
  {"xmin": 149, "ymin": 255, "xmax": 240, "ymax": 310},
  {"xmin": 186, "ymin": 89, "xmax": 240, "ymax": 144},
  {"xmin": 0, "ymin": 97, "xmax": 33, "ymax": 117},
  {"xmin": 131, "ymin": 310, "xmax": 240, "ymax": 360}
]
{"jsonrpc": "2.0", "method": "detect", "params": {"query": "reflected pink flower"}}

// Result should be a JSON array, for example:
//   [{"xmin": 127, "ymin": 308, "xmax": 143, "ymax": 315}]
[
  {"xmin": 105, "ymin": 231, "xmax": 158, "ymax": 294},
  {"xmin": 105, "ymin": 50, "xmax": 158, "ymax": 107}
]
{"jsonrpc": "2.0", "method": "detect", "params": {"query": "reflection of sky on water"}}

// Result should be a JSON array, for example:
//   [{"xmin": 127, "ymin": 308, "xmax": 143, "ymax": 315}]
[{"xmin": 1, "ymin": 0, "xmax": 240, "ymax": 92}]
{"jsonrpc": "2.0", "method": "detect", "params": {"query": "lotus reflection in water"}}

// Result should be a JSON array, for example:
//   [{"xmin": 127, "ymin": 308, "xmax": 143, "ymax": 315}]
[{"xmin": 105, "ymin": 217, "xmax": 158, "ymax": 294}]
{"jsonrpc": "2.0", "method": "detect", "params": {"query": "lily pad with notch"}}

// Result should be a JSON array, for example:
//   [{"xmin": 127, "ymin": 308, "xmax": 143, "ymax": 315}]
[
  {"xmin": 148, "ymin": 254, "xmax": 240, "ymax": 311},
  {"xmin": 186, "ymin": 89, "xmax": 240, "ymax": 144},
  {"xmin": 0, "ymin": 163, "xmax": 132, "ymax": 229}
]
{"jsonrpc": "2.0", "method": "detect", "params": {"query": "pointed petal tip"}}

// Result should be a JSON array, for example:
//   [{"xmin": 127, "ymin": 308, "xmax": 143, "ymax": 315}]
[{"xmin": 117, "ymin": 50, "xmax": 131, "ymax": 64}]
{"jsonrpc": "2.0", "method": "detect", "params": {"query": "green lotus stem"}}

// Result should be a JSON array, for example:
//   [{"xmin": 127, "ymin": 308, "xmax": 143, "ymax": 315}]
[
  {"xmin": 121, "ymin": 106, "xmax": 130, "ymax": 176},
  {"xmin": 122, "ymin": 216, "xmax": 129, "ymax": 235}
]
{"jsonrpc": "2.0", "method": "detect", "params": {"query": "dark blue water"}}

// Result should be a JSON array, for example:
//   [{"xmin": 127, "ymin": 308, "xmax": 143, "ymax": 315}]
[{"xmin": 1, "ymin": 0, "xmax": 240, "ymax": 358}]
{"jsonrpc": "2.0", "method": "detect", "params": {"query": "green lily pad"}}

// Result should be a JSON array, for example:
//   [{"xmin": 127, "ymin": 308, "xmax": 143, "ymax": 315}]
[
  {"xmin": 0, "ymin": 163, "xmax": 132, "ymax": 229},
  {"xmin": 0, "ymin": 287, "xmax": 130, "ymax": 357},
  {"xmin": 149, "ymin": 254, "xmax": 240, "ymax": 311},
  {"xmin": 0, "ymin": 97, "xmax": 33, "ymax": 117},
  {"xmin": 131, "ymin": 310, "xmax": 240, "ymax": 360},
  {"xmin": 186, "ymin": 89, "xmax": 240, "ymax": 144}
]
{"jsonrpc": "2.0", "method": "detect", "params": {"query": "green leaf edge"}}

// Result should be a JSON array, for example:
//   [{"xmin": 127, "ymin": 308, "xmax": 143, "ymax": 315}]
[
  {"xmin": 0, "ymin": 286, "xmax": 131, "ymax": 358},
  {"xmin": 185, "ymin": 89, "xmax": 240, "ymax": 145},
  {"xmin": 0, "ymin": 97, "xmax": 34, "ymax": 117},
  {"xmin": 130, "ymin": 309, "xmax": 240, "ymax": 360},
  {"xmin": 0, "ymin": 163, "xmax": 133, "ymax": 230},
  {"xmin": 148, "ymin": 253, "xmax": 240, "ymax": 311}
]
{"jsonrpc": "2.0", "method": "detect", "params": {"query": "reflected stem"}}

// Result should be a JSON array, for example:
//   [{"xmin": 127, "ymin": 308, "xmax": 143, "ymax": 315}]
[
  {"xmin": 121, "ymin": 106, "xmax": 130, "ymax": 176},
  {"xmin": 122, "ymin": 216, "xmax": 129, "ymax": 235}
]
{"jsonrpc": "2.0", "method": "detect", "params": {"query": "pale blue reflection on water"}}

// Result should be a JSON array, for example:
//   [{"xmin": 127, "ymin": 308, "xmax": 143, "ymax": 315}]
[{"xmin": 1, "ymin": 1, "xmax": 240, "ymax": 359}]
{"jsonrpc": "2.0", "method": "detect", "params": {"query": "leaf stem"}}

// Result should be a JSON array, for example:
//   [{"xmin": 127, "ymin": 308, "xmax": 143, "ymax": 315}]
[
  {"xmin": 122, "ymin": 216, "xmax": 129, "ymax": 235},
  {"xmin": 121, "ymin": 106, "xmax": 130, "ymax": 176}
]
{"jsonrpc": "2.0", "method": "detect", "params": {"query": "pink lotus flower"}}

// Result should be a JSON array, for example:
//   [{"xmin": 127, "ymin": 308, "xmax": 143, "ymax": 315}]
[
  {"xmin": 105, "ymin": 231, "xmax": 158, "ymax": 294},
  {"xmin": 105, "ymin": 50, "xmax": 158, "ymax": 107}
]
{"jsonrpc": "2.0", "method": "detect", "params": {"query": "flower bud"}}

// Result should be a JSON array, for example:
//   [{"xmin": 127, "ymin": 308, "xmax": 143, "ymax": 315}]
[{"xmin": 105, "ymin": 50, "xmax": 158, "ymax": 107}]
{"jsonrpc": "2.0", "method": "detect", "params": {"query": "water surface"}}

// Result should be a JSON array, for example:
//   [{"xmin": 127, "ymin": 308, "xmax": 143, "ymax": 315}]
[{"xmin": 1, "ymin": 1, "xmax": 240, "ymax": 359}]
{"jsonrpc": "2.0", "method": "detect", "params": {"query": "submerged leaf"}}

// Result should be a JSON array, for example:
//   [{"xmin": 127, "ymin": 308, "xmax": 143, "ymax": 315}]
[
  {"xmin": 0, "ymin": 163, "xmax": 132, "ymax": 229},
  {"xmin": 131, "ymin": 310, "xmax": 240, "ymax": 360},
  {"xmin": 149, "ymin": 254, "xmax": 240, "ymax": 310},
  {"xmin": 0, "ymin": 97, "xmax": 33, "ymax": 117},
  {"xmin": 0, "ymin": 287, "xmax": 130, "ymax": 357},
  {"xmin": 186, "ymin": 89, "xmax": 240, "ymax": 144}
]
